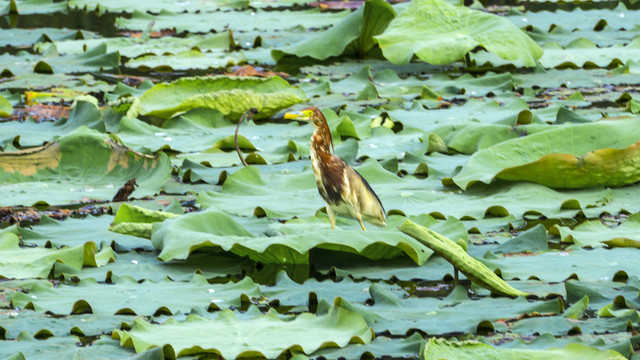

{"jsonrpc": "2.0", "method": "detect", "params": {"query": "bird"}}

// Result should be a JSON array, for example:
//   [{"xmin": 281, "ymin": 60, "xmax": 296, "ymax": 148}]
[{"xmin": 284, "ymin": 106, "xmax": 386, "ymax": 231}]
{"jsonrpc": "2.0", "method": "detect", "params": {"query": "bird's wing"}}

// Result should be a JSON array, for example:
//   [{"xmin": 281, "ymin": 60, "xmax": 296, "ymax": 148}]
[{"xmin": 345, "ymin": 165, "xmax": 387, "ymax": 225}]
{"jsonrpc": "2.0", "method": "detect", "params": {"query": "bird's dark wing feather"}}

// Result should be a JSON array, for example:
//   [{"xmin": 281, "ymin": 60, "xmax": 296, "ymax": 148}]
[{"xmin": 318, "ymin": 154, "xmax": 347, "ymax": 205}]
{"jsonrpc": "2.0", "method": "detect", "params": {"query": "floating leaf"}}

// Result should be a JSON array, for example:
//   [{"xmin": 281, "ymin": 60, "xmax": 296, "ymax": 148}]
[
  {"xmin": 0, "ymin": 126, "xmax": 171, "ymax": 206},
  {"xmin": 0, "ymin": 232, "xmax": 113, "ymax": 279},
  {"xmin": 151, "ymin": 210, "xmax": 433, "ymax": 264},
  {"xmin": 335, "ymin": 284, "xmax": 560, "ymax": 335},
  {"xmin": 375, "ymin": 0, "xmax": 542, "ymax": 66},
  {"xmin": 453, "ymin": 119, "xmax": 640, "ymax": 189},
  {"xmin": 11, "ymin": 275, "xmax": 258, "ymax": 315},
  {"xmin": 138, "ymin": 76, "xmax": 307, "ymax": 120},
  {"xmin": 114, "ymin": 307, "xmax": 373, "ymax": 358},
  {"xmin": 552, "ymin": 213, "xmax": 640, "ymax": 248},
  {"xmin": 422, "ymin": 338, "xmax": 626, "ymax": 360}
]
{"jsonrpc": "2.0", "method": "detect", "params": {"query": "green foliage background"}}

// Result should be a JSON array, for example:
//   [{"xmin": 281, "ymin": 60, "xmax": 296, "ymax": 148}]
[{"xmin": 1, "ymin": 0, "xmax": 640, "ymax": 359}]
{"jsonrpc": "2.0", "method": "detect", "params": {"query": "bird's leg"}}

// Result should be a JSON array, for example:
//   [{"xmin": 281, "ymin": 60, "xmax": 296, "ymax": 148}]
[
  {"xmin": 326, "ymin": 205, "xmax": 336, "ymax": 230},
  {"xmin": 355, "ymin": 213, "xmax": 366, "ymax": 231}
]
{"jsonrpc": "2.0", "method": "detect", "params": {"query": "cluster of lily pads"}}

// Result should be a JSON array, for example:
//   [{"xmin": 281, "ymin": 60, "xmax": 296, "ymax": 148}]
[{"xmin": 1, "ymin": 0, "xmax": 640, "ymax": 359}]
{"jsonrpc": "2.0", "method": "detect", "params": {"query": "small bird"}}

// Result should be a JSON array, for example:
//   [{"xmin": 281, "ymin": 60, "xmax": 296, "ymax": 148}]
[{"xmin": 284, "ymin": 106, "xmax": 386, "ymax": 231}]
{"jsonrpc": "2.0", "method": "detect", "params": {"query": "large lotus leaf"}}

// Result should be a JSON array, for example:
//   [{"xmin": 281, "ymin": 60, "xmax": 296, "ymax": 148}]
[
  {"xmin": 0, "ymin": 126, "xmax": 171, "ymax": 206},
  {"xmin": 565, "ymin": 278, "xmax": 640, "ymax": 311},
  {"xmin": 11, "ymin": 275, "xmax": 258, "ymax": 315},
  {"xmin": 114, "ymin": 307, "xmax": 373, "ymax": 358},
  {"xmin": 38, "ymin": 32, "xmax": 233, "ymax": 58},
  {"xmin": 0, "ymin": 43, "xmax": 119, "ymax": 76},
  {"xmin": 0, "ymin": 311, "xmax": 136, "ymax": 339},
  {"xmin": 262, "ymin": 270, "xmax": 406, "ymax": 307},
  {"xmin": 272, "ymin": 0, "xmax": 396, "ymax": 61},
  {"xmin": 494, "ymin": 311, "xmax": 640, "ymax": 337},
  {"xmin": 114, "ymin": 108, "xmax": 312, "ymax": 159},
  {"xmin": 481, "ymin": 248, "xmax": 640, "ymax": 282},
  {"xmin": 0, "ymin": 99, "xmax": 105, "ymax": 148},
  {"xmin": 453, "ymin": 118, "xmax": 640, "ymax": 189},
  {"xmin": 387, "ymin": 99, "xmax": 537, "ymax": 132},
  {"xmin": 422, "ymin": 338, "xmax": 626, "ymax": 360},
  {"xmin": 0, "ymin": 28, "xmax": 95, "ymax": 47},
  {"xmin": 399, "ymin": 220, "xmax": 527, "ymax": 297},
  {"xmin": 540, "ymin": 39, "xmax": 640, "ymax": 69},
  {"xmin": 336, "ymin": 284, "xmax": 561, "ymax": 335},
  {"xmin": 374, "ymin": 0, "xmax": 542, "ymax": 66},
  {"xmin": 0, "ymin": 333, "xmax": 157, "ymax": 360},
  {"xmin": 126, "ymin": 49, "xmax": 243, "ymax": 72},
  {"xmin": 474, "ymin": 38, "xmax": 640, "ymax": 69},
  {"xmin": 19, "ymin": 214, "xmax": 152, "ymax": 251},
  {"xmin": 507, "ymin": 4, "xmax": 637, "ymax": 33},
  {"xmin": 529, "ymin": 26, "xmax": 640, "ymax": 48},
  {"xmin": 151, "ymin": 209, "xmax": 434, "ymax": 264},
  {"xmin": 0, "ymin": 232, "xmax": 113, "ymax": 279},
  {"xmin": 68, "ymin": 0, "xmax": 247, "ymax": 13},
  {"xmin": 115, "ymin": 8, "xmax": 350, "ymax": 33},
  {"xmin": 55, "ymin": 251, "xmax": 246, "ymax": 282},
  {"xmin": 382, "ymin": 181, "xmax": 613, "ymax": 220},
  {"xmin": 138, "ymin": 76, "xmax": 307, "ymax": 120},
  {"xmin": 552, "ymin": 213, "xmax": 640, "ymax": 248},
  {"xmin": 309, "ymin": 333, "xmax": 422, "ymax": 360}
]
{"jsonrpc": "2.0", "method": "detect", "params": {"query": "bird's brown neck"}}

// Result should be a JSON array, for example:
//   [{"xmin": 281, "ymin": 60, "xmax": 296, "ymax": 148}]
[{"xmin": 310, "ymin": 120, "xmax": 333, "ymax": 155}]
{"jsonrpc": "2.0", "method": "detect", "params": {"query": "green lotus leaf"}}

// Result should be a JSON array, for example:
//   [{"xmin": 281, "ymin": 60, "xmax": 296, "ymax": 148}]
[
  {"xmin": 138, "ymin": 76, "xmax": 307, "ymax": 120},
  {"xmin": 552, "ymin": 213, "xmax": 640, "ymax": 248},
  {"xmin": 115, "ymin": 8, "xmax": 348, "ymax": 33},
  {"xmin": 272, "ymin": 0, "xmax": 396, "ymax": 61},
  {"xmin": 113, "ymin": 307, "xmax": 372, "ymax": 358},
  {"xmin": 11, "ymin": 274, "xmax": 257, "ymax": 315},
  {"xmin": 480, "ymin": 247, "xmax": 640, "ymax": 282},
  {"xmin": 151, "ymin": 209, "xmax": 433, "ymax": 265},
  {"xmin": 19, "ymin": 214, "xmax": 151, "ymax": 251},
  {"xmin": 0, "ymin": 126, "xmax": 171, "ymax": 206},
  {"xmin": 54, "ymin": 251, "xmax": 246, "ymax": 283},
  {"xmin": 69, "ymin": 0, "xmax": 247, "ymax": 14},
  {"xmin": 453, "ymin": 118, "xmax": 640, "ymax": 189},
  {"xmin": 375, "ymin": 0, "xmax": 542, "ymax": 66},
  {"xmin": 0, "ymin": 232, "xmax": 113, "ymax": 279},
  {"xmin": 0, "ymin": 334, "xmax": 145, "ymax": 360},
  {"xmin": 335, "ymin": 284, "xmax": 560, "ymax": 335},
  {"xmin": 0, "ymin": 0, "xmax": 66, "ymax": 15},
  {"xmin": 125, "ymin": 49, "xmax": 243, "ymax": 72},
  {"xmin": 0, "ymin": 311, "xmax": 136, "ymax": 339},
  {"xmin": 0, "ymin": 43, "xmax": 119, "ymax": 76},
  {"xmin": 422, "ymin": 338, "xmax": 626, "ymax": 360}
]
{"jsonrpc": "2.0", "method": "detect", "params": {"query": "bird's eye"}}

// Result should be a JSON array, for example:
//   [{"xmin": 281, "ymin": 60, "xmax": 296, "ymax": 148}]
[{"xmin": 303, "ymin": 110, "xmax": 314, "ymax": 117}]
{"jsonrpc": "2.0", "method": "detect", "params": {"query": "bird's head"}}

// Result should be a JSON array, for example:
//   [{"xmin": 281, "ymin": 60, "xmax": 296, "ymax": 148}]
[
  {"xmin": 284, "ymin": 106, "xmax": 327, "ymax": 129},
  {"xmin": 284, "ymin": 106, "xmax": 334, "ymax": 152}
]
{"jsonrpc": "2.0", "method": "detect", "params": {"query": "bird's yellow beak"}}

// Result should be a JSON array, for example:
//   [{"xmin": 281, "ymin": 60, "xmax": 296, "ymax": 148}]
[{"xmin": 284, "ymin": 109, "xmax": 313, "ymax": 121}]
